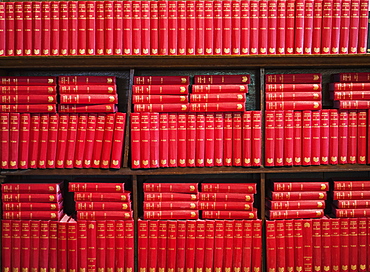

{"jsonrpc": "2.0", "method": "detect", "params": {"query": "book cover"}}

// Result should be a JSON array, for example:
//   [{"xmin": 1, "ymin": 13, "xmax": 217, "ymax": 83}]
[
  {"xmin": 100, "ymin": 113, "xmax": 115, "ymax": 168},
  {"xmin": 223, "ymin": 1, "xmax": 232, "ymax": 55},
  {"xmin": 148, "ymin": 220, "xmax": 158, "ymax": 272},
  {"xmin": 348, "ymin": 110, "xmax": 358, "ymax": 164},
  {"xmin": 167, "ymin": 221, "xmax": 178, "ymax": 272},
  {"xmin": 266, "ymin": 221, "xmax": 277, "ymax": 272},
  {"xmin": 302, "ymin": 111, "xmax": 312, "ymax": 165},
  {"xmin": 37, "ymin": 114, "xmax": 49, "ymax": 169},
  {"xmin": 159, "ymin": 113, "xmax": 169, "ymax": 168},
  {"xmin": 86, "ymin": 1, "xmax": 96, "ymax": 55},
  {"xmin": 150, "ymin": 112, "xmax": 160, "ymax": 168},
  {"xmin": 131, "ymin": 113, "xmax": 141, "ymax": 169},
  {"xmin": 158, "ymin": 1, "xmax": 168, "ymax": 55},
  {"xmin": 196, "ymin": 113, "xmax": 205, "ymax": 167},
  {"xmin": 65, "ymin": 113, "xmax": 78, "ymax": 169},
  {"xmin": 115, "ymin": 221, "xmax": 125, "ymax": 272},
  {"xmin": 46, "ymin": 113, "xmax": 58, "ymax": 169},
  {"xmin": 69, "ymin": 1, "xmax": 78, "ymax": 55},
  {"xmin": 259, "ymin": 0, "xmax": 268, "ymax": 54},
  {"xmin": 8, "ymin": 113, "xmax": 20, "ymax": 169},
  {"xmin": 91, "ymin": 114, "xmax": 106, "ymax": 168},
  {"xmin": 168, "ymin": 113, "xmax": 178, "ymax": 167},
  {"xmin": 56, "ymin": 114, "xmax": 69, "ymax": 168},
  {"xmin": 123, "ymin": 1, "xmax": 132, "ymax": 55},
  {"xmin": 157, "ymin": 221, "xmax": 167, "ymax": 272},
  {"xmin": 311, "ymin": 111, "xmax": 321, "ymax": 165},
  {"xmin": 177, "ymin": 113, "xmax": 187, "ymax": 167},
  {"xmin": 242, "ymin": 111, "xmax": 252, "ymax": 167},
  {"xmin": 312, "ymin": 219, "xmax": 322, "ymax": 272},
  {"xmin": 110, "ymin": 112, "xmax": 126, "ymax": 168},
  {"xmin": 223, "ymin": 113, "xmax": 233, "ymax": 166},
  {"xmin": 186, "ymin": 114, "xmax": 196, "ymax": 167}
]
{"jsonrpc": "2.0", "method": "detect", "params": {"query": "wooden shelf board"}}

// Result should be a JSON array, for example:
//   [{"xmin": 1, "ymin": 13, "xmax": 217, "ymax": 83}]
[{"xmin": 2, "ymin": 54, "xmax": 370, "ymax": 69}]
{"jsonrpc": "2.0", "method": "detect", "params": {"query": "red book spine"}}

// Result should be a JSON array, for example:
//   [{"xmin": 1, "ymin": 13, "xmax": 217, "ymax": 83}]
[
  {"xmin": 242, "ymin": 111, "xmax": 252, "ymax": 167},
  {"xmin": 91, "ymin": 114, "xmax": 106, "ymax": 168},
  {"xmin": 185, "ymin": 221, "xmax": 196, "ymax": 272},
  {"xmin": 312, "ymin": 219, "xmax": 322, "ymax": 272},
  {"xmin": 283, "ymin": 110, "xmax": 294, "ymax": 166},
  {"xmin": 96, "ymin": 221, "xmax": 106, "ymax": 272},
  {"xmin": 187, "ymin": 114, "xmax": 196, "ymax": 167},
  {"xmin": 223, "ymin": 113, "xmax": 233, "ymax": 166},
  {"xmin": 233, "ymin": 113, "xmax": 242, "ymax": 166},
  {"xmin": 241, "ymin": 220, "xmax": 252, "ymax": 272},
  {"xmin": 321, "ymin": 0, "xmax": 333, "ymax": 54},
  {"xmin": 204, "ymin": 220, "xmax": 215, "ymax": 272},
  {"xmin": 150, "ymin": 1, "xmax": 158, "ymax": 55},
  {"xmin": 349, "ymin": 218, "xmax": 359, "ymax": 272},
  {"xmin": 5, "ymin": 3, "xmax": 15, "ymax": 56},
  {"xmin": 232, "ymin": 0, "xmax": 241, "ymax": 55},
  {"xmin": 100, "ymin": 113, "xmax": 115, "ymax": 168},
  {"xmin": 39, "ymin": 221, "xmax": 49, "ymax": 272},
  {"xmin": 186, "ymin": 1, "xmax": 196, "ymax": 55},
  {"xmin": 348, "ymin": 110, "xmax": 358, "ymax": 164},
  {"xmin": 304, "ymin": 0, "xmax": 314, "ymax": 54},
  {"xmin": 77, "ymin": 2, "xmax": 87, "ymax": 55},
  {"xmin": 105, "ymin": 221, "xmax": 115, "ymax": 272},
  {"xmin": 259, "ymin": 0, "xmax": 268, "ymax": 54},
  {"xmin": 329, "ymin": 109, "xmax": 339, "ymax": 164},
  {"xmin": 159, "ymin": 113, "xmax": 169, "ymax": 168},
  {"xmin": 144, "ymin": 201, "xmax": 197, "ymax": 210},
  {"xmin": 349, "ymin": 0, "xmax": 360, "ymax": 54},
  {"xmin": 285, "ymin": 0, "xmax": 295, "ymax": 54},
  {"xmin": 275, "ymin": 110, "xmax": 284, "ymax": 166},
  {"xmin": 302, "ymin": 111, "xmax": 312, "ymax": 166},
  {"xmin": 284, "ymin": 221, "xmax": 294, "ymax": 272},
  {"xmin": 249, "ymin": 0, "xmax": 259, "ymax": 54},
  {"xmin": 115, "ymin": 221, "xmax": 125, "ymax": 272},
  {"xmin": 311, "ymin": 111, "xmax": 321, "ymax": 165},
  {"xmin": 252, "ymin": 220, "xmax": 262, "ymax": 272},
  {"xmin": 320, "ymin": 109, "xmax": 330, "ymax": 164},
  {"xmin": 168, "ymin": 1, "xmax": 178, "ymax": 55},
  {"xmin": 266, "ymin": 101, "xmax": 322, "ymax": 110},
  {"xmin": 196, "ymin": 113, "xmax": 205, "ymax": 167},
  {"xmin": 0, "ymin": 3, "xmax": 5, "ymax": 56},
  {"xmin": 340, "ymin": 218, "xmax": 350, "ymax": 272},
  {"xmin": 157, "ymin": 221, "xmax": 167, "ymax": 272},
  {"xmin": 195, "ymin": 1, "xmax": 205, "ymax": 55},
  {"xmin": 330, "ymin": 0, "xmax": 341, "ymax": 54},
  {"xmin": 59, "ymin": 1, "xmax": 69, "ymax": 56},
  {"xmin": 268, "ymin": 209, "xmax": 324, "ymax": 219},
  {"xmin": 167, "ymin": 221, "xmax": 178, "ymax": 272},
  {"xmin": 335, "ymin": 200, "xmax": 370, "ymax": 208},
  {"xmin": 178, "ymin": 113, "xmax": 187, "ymax": 167},
  {"xmin": 86, "ymin": 221, "xmax": 97, "ymax": 272},
  {"xmin": 158, "ymin": 1, "xmax": 168, "ymax": 55},
  {"xmin": 48, "ymin": 221, "xmax": 58, "ymax": 272},
  {"xmin": 268, "ymin": 0, "xmax": 277, "ymax": 54},
  {"xmin": 276, "ymin": 0, "xmax": 286, "ymax": 54},
  {"xmin": 30, "ymin": 221, "xmax": 40, "ymax": 272},
  {"xmin": 178, "ymin": 1, "xmax": 186, "ymax": 55},
  {"xmin": 202, "ymin": 182, "xmax": 256, "ymax": 193},
  {"xmin": 7, "ymin": 221, "xmax": 19, "ymax": 272},
  {"xmin": 18, "ymin": 113, "xmax": 30, "ymax": 169},
  {"xmin": 37, "ymin": 114, "xmax": 49, "ymax": 169},
  {"xmin": 147, "ymin": 221, "xmax": 158, "ymax": 272},
  {"xmin": 200, "ymin": 201, "xmax": 253, "ymax": 210},
  {"xmin": 74, "ymin": 114, "xmax": 88, "ymax": 168},
  {"xmin": 0, "ymin": 113, "xmax": 9, "ymax": 169},
  {"xmin": 357, "ymin": 111, "xmax": 367, "ymax": 164},
  {"xmin": 252, "ymin": 111, "xmax": 262, "ymax": 166},
  {"xmin": 222, "ymin": 1, "xmax": 232, "ymax": 55},
  {"xmin": 269, "ymin": 191, "xmax": 327, "ymax": 200},
  {"xmin": 168, "ymin": 113, "xmax": 178, "ymax": 167},
  {"xmin": 32, "ymin": 2, "xmax": 41, "ymax": 56},
  {"xmin": 191, "ymin": 93, "xmax": 246, "ymax": 102},
  {"xmin": 9, "ymin": 113, "xmax": 20, "ymax": 169},
  {"xmin": 338, "ymin": 110, "xmax": 349, "ymax": 164},
  {"xmin": 293, "ymin": 111, "xmax": 302, "ymax": 166},
  {"xmin": 68, "ymin": 1, "xmax": 78, "ymax": 55},
  {"xmin": 358, "ymin": 218, "xmax": 367, "ymax": 272},
  {"xmin": 14, "ymin": 2, "xmax": 23, "ymax": 56},
  {"xmin": 76, "ymin": 221, "xmax": 88, "ymax": 272},
  {"xmin": 28, "ymin": 114, "xmax": 39, "ymax": 168},
  {"xmin": 65, "ymin": 114, "xmax": 78, "ymax": 168},
  {"xmin": 23, "ymin": 2, "xmax": 32, "ymax": 56},
  {"xmin": 223, "ymin": 220, "xmax": 234, "ymax": 271},
  {"xmin": 330, "ymin": 218, "xmax": 340, "ymax": 272},
  {"xmin": 50, "ymin": 1, "xmax": 60, "ymax": 56},
  {"xmin": 123, "ymin": 1, "xmax": 132, "ymax": 55},
  {"xmin": 192, "ymin": 84, "xmax": 248, "ymax": 93},
  {"xmin": 333, "ymin": 191, "xmax": 370, "ymax": 200},
  {"xmin": 95, "ymin": 2, "xmax": 104, "ymax": 55},
  {"xmin": 141, "ymin": 1, "xmax": 150, "ymax": 55},
  {"xmin": 213, "ymin": 1, "xmax": 223, "ymax": 55},
  {"xmin": 3, "ymin": 202, "xmax": 63, "ymax": 211},
  {"xmin": 55, "ymin": 114, "xmax": 69, "ymax": 168},
  {"xmin": 265, "ymin": 110, "xmax": 275, "ymax": 167},
  {"xmin": 272, "ymin": 181, "xmax": 328, "ymax": 191},
  {"xmin": 339, "ymin": 0, "xmax": 351, "ymax": 54},
  {"xmin": 204, "ymin": 1, "xmax": 213, "ymax": 55},
  {"xmin": 213, "ymin": 221, "xmax": 224, "ymax": 272},
  {"xmin": 274, "ymin": 220, "xmax": 285, "ymax": 272},
  {"xmin": 149, "ymin": 113, "xmax": 160, "ymax": 168},
  {"xmin": 358, "ymin": 0, "xmax": 368, "ymax": 53},
  {"xmin": 134, "ymin": 104, "xmax": 188, "ymax": 113},
  {"xmin": 46, "ymin": 113, "xmax": 58, "ymax": 168},
  {"xmin": 312, "ymin": 0, "xmax": 323, "ymax": 53},
  {"xmin": 20, "ymin": 221, "xmax": 31, "ymax": 272},
  {"xmin": 85, "ymin": 1, "xmax": 95, "ymax": 55},
  {"xmin": 293, "ymin": 220, "xmax": 304, "ymax": 272},
  {"xmin": 104, "ymin": 1, "xmax": 114, "ymax": 55},
  {"xmin": 203, "ymin": 210, "xmax": 257, "ymax": 219},
  {"xmin": 145, "ymin": 192, "xmax": 198, "ymax": 202},
  {"xmin": 144, "ymin": 210, "xmax": 198, "ymax": 220},
  {"xmin": 302, "ymin": 219, "xmax": 313, "ymax": 272},
  {"xmin": 131, "ymin": 113, "xmax": 141, "ymax": 169},
  {"xmin": 266, "ymin": 84, "xmax": 322, "ymax": 93},
  {"xmin": 41, "ymin": 2, "xmax": 50, "ymax": 55},
  {"xmin": 266, "ymin": 221, "xmax": 277, "ymax": 272}
]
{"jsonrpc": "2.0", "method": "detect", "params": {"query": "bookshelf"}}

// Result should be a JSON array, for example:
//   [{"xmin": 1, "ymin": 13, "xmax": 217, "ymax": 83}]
[{"xmin": 2, "ymin": 54, "xmax": 370, "ymax": 272}]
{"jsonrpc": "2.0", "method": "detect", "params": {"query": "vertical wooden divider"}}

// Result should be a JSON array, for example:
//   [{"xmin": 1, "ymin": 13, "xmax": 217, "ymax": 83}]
[{"xmin": 123, "ymin": 69, "xmax": 135, "ymax": 169}]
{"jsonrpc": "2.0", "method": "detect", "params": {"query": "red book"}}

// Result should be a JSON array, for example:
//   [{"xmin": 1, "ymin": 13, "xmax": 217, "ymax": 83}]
[
  {"xmin": 37, "ymin": 114, "xmax": 49, "ymax": 169},
  {"xmin": 177, "ymin": 1, "xmax": 186, "ymax": 55},
  {"xmin": 74, "ymin": 114, "xmax": 88, "ymax": 168},
  {"xmin": 266, "ymin": 101, "xmax": 322, "ymax": 110},
  {"xmin": 329, "ymin": 109, "xmax": 339, "ymax": 164},
  {"xmin": 20, "ymin": 221, "xmax": 31, "ymax": 272},
  {"xmin": 312, "ymin": 0, "xmax": 323, "ymax": 53},
  {"xmin": 304, "ymin": 0, "xmax": 314, "ymax": 54},
  {"xmin": 59, "ymin": 76, "xmax": 116, "ymax": 85},
  {"xmin": 335, "ymin": 100, "xmax": 370, "ymax": 109},
  {"xmin": 320, "ymin": 109, "xmax": 330, "ymax": 164},
  {"xmin": 168, "ymin": 113, "xmax": 178, "ymax": 167},
  {"xmin": 139, "ymin": 1, "xmax": 149, "ymax": 56},
  {"xmin": 2, "ymin": 193, "xmax": 63, "ymax": 203},
  {"xmin": 105, "ymin": 221, "xmax": 116, "ymax": 272},
  {"xmin": 251, "ymin": 220, "xmax": 262, "ymax": 272},
  {"xmin": 293, "ymin": 111, "xmax": 302, "ymax": 166},
  {"xmin": 134, "ymin": 76, "xmax": 190, "ymax": 85},
  {"xmin": 195, "ymin": 113, "xmax": 205, "ymax": 167},
  {"xmin": 348, "ymin": 218, "xmax": 359, "ymax": 272},
  {"xmin": 77, "ymin": 221, "xmax": 88, "ymax": 272},
  {"xmin": 60, "ymin": 94, "xmax": 118, "ymax": 104},
  {"xmin": 147, "ymin": 221, "xmax": 158, "ymax": 272},
  {"xmin": 64, "ymin": 114, "xmax": 77, "ymax": 168},
  {"xmin": 168, "ymin": 1, "xmax": 177, "ymax": 55},
  {"xmin": 333, "ymin": 180, "xmax": 370, "ymax": 190},
  {"xmin": 22, "ymin": 2, "xmax": 32, "ymax": 56},
  {"xmin": 275, "ymin": 110, "xmax": 284, "ymax": 166},
  {"xmin": 134, "ymin": 104, "xmax": 188, "ymax": 113},
  {"xmin": 242, "ymin": 112, "xmax": 252, "ymax": 167},
  {"xmin": 31, "ymin": 2, "xmax": 42, "ymax": 55},
  {"xmin": 252, "ymin": 111, "xmax": 262, "ymax": 166},
  {"xmin": 28, "ymin": 114, "xmax": 39, "ymax": 168},
  {"xmin": 272, "ymin": 181, "xmax": 329, "ymax": 191},
  {"xmin": 265, "ymin": 111, "xmax": 275, "ymax": 167},
  {"xmin": 223, "ymin": 113, "xmax": 233, "ymax": 166},
  {"xmin": 186, "ymin": 114, "xmax": 196, "ymax": 167},
  {"xmin": 333, "ymin": 191, "xmax": 370, "ymax": 200},
  {"xmin": 74, "ymin": 192, "xmax": 130, "ymax": 202},
  {"xmin": 200, "ymin": 201, "xmax": 253, "ymax": 210},
  {"xmin": 311, "ymin": 111, "xmax": 321, "ymax": 165},
  {"xmin": 8, "ymin": 113, "xmax": 20, "ymax": 169},
  {"xmin": 55, "ymin": 114, "xmax": 69, "ymax": 168},
  {"xmin": 0, "ymin": 104, "xmax": 56, "ymax": 113},
  {"xmin": 191, "ymin": 93, "xmax": 246, "ymax": 102},
  {"xmin": 267, "ymin": 0, "xmax": 277, "ymax": 54},
  {"xmin": 268, "ymin": 209, "xmax": 324, "ymax": 219},
  {"xmin": 222, "ymin": 1, "xmax": 232, "ymax": 55},
  {"xmin": 276, "ymin": 0, "xmax": 286, "ymax": 54},
  {"xmin": 166, "ymin": 221, "xmax": 178, "ymax": 272},
  {"xmin": 150, "ymin": 1, "xmax": 158, "ymax": 55},
  {"xmin": 145, "ymin": 192, "xmax": 198, "ymax": 201},
  {"xmin": 293, "ymin": 0, "xmax": 304, "ymax": 53},
  {"xmin": 200, "ymin": 192, "xmax": 254, "ymax": 202},
  {"xmin": 186, "ymin": 1, "xmax": 196, "ymax": 55},
  {"xmin": 159, "ymin": 113, "xmax": 169, "ymax": 168},
  {"xmin": 60, "ymin": 85, "xmax": 116, "ymax": 94},
  {"xmin": 275, "ymin": 220, "xmax": 285, "ymax": 272},
  {"xmin": 78, "ymin": 211, "xmax": 133, "ymax": 220},
  {"xmin": 0, "ymin": 3, "xmax": 5, "ymax": 56},
  {"xmin": 38, "ymin": 221, "xmax": 51, "ymax": 272},
  {"xmin": 293, "ymin": 220, "xmax": 305, "ymax": 272},
  {"xmin": 333, "ymin": 91, "xmax": 370, "ymax": 100},
  {"xmin": 223, "ymin": 221, "xmax": 234, "ymax": 271},
  {"xmin": 67, "ymin": 221, "xmax": 78, "ymax": 272},
  {"xmin": 265, "ymin": 83, "xmax": 322, "ymax": 92},
  {"xmin": 213, "ymin": 0, "xmax": 223, "ymax": 55},
  {"xmin": 144, "ymin": 183, "xmax": 198, "ymax": 193},
  {"xmin": 133, "ymin": 85, "xmax": 188, "ymax": 95},
  {"xmin": 321, "ymin": 0, "xmax": 333, "ymax": 53},
  {"xmin": 334, "ymin": 208, "xmax": 370, "ymax": 217},
  {"xmin": 329, "ymin": 218, "xmax": 340, "ymax": 272},
  {"xmin": 3, "ymin": 202, "xmax": 63, "ymax": 211},
  {"xmin": 204, "ymin": 1, "xmax": 214, "ymax": 55},
  {"xmin": 349, "ymin": 0, "xmax": 360, "ymax": 54},
  {"xmin": 339, "ymin": 0, "xmax": 351, "ymax": 54},
  {"xmin": 339, "ymin": 218, "xmax": 350, "ymax": 272},
  {"xmin": 91, "ymin": 114, "xmax": 106, "ymax": 168},
  {"xmin": 266, "ymin": 92, "xmax": 322, "ymax": 101},
  {"xmin": 115, "ymin": 221, "xmax": 125, "ymax": 272},
  {"xmin": 283, "ymin": 110, "xmax": 294, "ymax": 166},
  {"xmin": 266, "ymin": 73, "xmax": 322, "ymax": 84},
  {"xmin": 149, "ymin": 113, "xmax": 159, "ymax": 168},
  {"xmin": 30, "ymin": 221, "xmax": 40, "ymax": 272},
  {"xmin": 123, "ymin": 1, "xmax": 132, "ymax": 55},
  {"xmin": 269, "ymin": 191, "xmax": 327, "ymax": 200},
  {"xmin": 190, "ymin": 102, "xmax": 245, "ymax": 112},
  {"xmin": 202, "ymin": 182, "xmax": 256, "ymax": 193},
  {"xmin": 0, "ymin": 113, "xmax": 8, "ymax": 169},
  {"xmin": 302, "ymin": 111, "xmax": 312, "ymax": 166},
  {"xmin": 133, "ymin": 95, "xmax": 188, "ymax": 104},
  {"xmin": 194, "ymin": 75, "xmax": 250, "ymax": 85},
  {"xmin": 50, "ymin": 1, "xmax": 60, "ymax": 56},
  {"xmin": 86, "ymin": 1, "xmax": 95, "ymax": 55},
  {"xmin": 95, "ymin": 1, "xmax": 104, "ymax": 55},
  {"xmin": 1, "ymin": 182, "xmax": 63, "ymax": 194},
  {"xmin": 0, "ymin": 94, "xmax": 56, "ymax": 104},
  {"xmin": 96, "ymin": 221, "xmax": 106, "ymax": 272},
  {"xmin": 213, "ymin": 221, "xmax": 224, "ymax": 272},
  {"xmin": 124, "ymin": 221, "xmax": 134, "ymax": 270},
  {"xmin": 282, "ymin": 221, "xmax": 294, "ymax": 272},
  {"xmin": 358, "ymin": 0, "xmax": 368, "ymax": 53},
  {"xmin": 358, "ymin": 218, "xmax": 367, "ymax": 272},
  {"xmin": 46, "ymin": 113, "xmax": 58, "ymax": 169},
  {"xmin": 249, "ymin": 0, "xmax": 259, "ymax": 54},
  {"xmin": 86, "ymin": 220, "xmax": 97, "ymax": 272},
  {"xmin": 267, "ymin": 200, "xmax": 325, "ymax": 209},
  {"xmin": 100, "ymin": 113, "xmax": 115, "ymax": 168},
  {"xmin": 285, "ymin": 0, "xmax": 295, "ymax": 54},
  {"xmin": 76, "ymin": 201, "xmax": 130, "ymax": 210},
  {"xmin": 266, "ymin": 221, "xmax": 276, "ymax": 272},
  {"xmin": 259, "ymin": 0, "xmax": 268, "ymax": 54},
  {"xmin": 144, "ymin": 210, "xmax": 198, "ymax": 220},
  {"xmin": 204, "ymin": 220, "xmax": 215, "ymax": 272},
  {"xmin": 5, "ymin": 3, "xmax": 15, "ymax": 56},
  {"xmin": 233, "ymin": 113, "xmax": 242, "ymax": 166},
  {"xmin": 177, "ymin": 114, "xmax": 187, "ymax": 167},
  {"xmin": 158, "ymin": 1, "xmax": 168, "ymax": 55},
  {"xmin": 59, "ymin": 1, "xmax": 69, "ymax": 56},
  {"xmin": 334, "ymin": 200, "xmax": 370, "ymax": 208},
  {"xmin": 330, "ymin": 0, "xmax": 341, "ymax": 54},
  {"xmin": 144, "ymin": 201, "xmax": 198, "ymax": 210},
  {"xmin": 302, "ymin": 220, "xmax": 313, "ymax": 272},
  {"xmin": 192, "ymin": 84, "xmax": 248, "ymax": 93},
  {"xmin": 157, "ymin": 221, "xmax": 167, "ymax": 272},
  {"xmin": 333, "ymin": 72, "xmax": 370, "ymax": 82},
  {"xmin": 68, "ymin": 1, "xmax": 78, "ymax": 55},
  {"xmin": 131, "ymin": 113, "xmax": 141, "ymax": 169},
  {"xmin": 348, "ymin": 111, "xmax": 358, "ymax": 164}
]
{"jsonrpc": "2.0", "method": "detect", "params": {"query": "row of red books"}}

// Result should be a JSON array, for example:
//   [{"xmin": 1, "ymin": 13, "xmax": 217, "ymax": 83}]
[
  {"xmin": 0, "ymin": 112, "xmax": 126, "ymax": 170},
  {"xmin": 1, "ymin": 0, "xmax": 367, "ymax": 56},
  {"xmin": 266, "ymin": 217, "xmax": 370, "ymax": 272},
  {"xmin": 265, "ymin": 109, "xmax": 368, "ymax": 167},
  {"xmin": 138, "ymin": 219, "xmax": 262, "ymax": 272},
  {"xmin": 131, "ymin": 111, "xmax": 262, "ymax": 169},
  {"xmin": 1, "ymin": 218, "xmax": 134, "ymax": 272}
]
